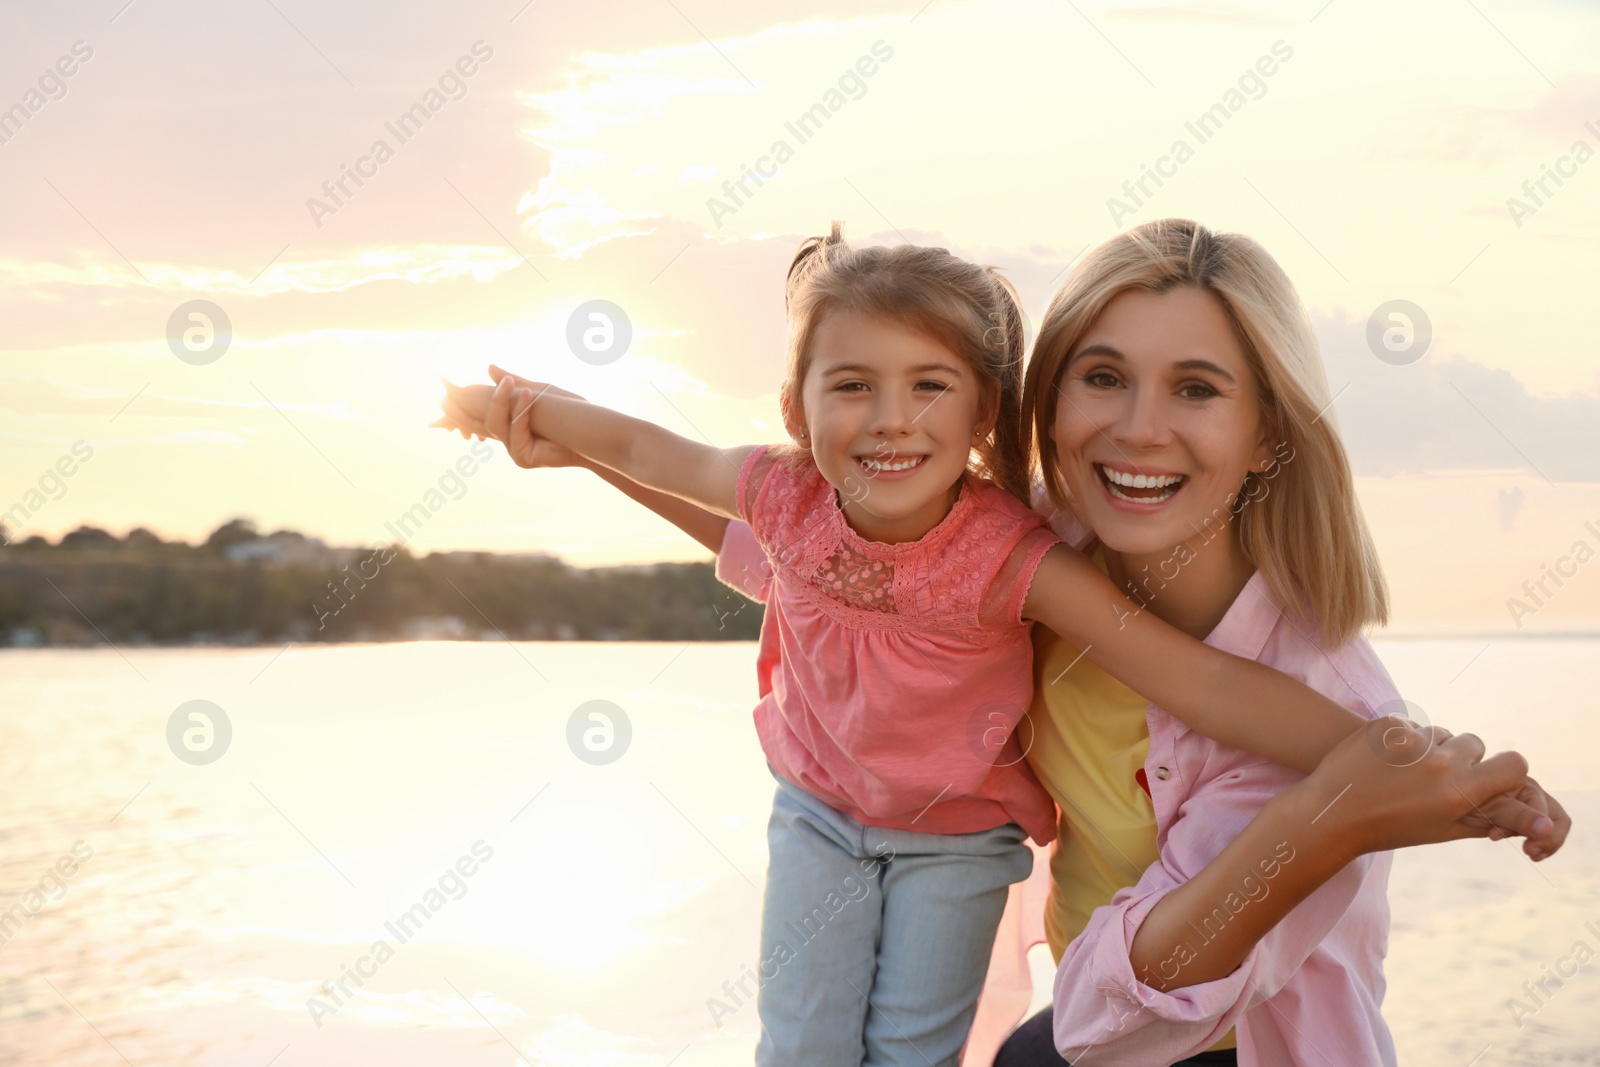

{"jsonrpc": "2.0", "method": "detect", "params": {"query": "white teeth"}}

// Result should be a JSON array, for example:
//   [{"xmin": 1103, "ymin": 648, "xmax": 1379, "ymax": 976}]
[
  {"xmin": 861, "ymin": 455, "xmax": 925, "ymax": 472},
  {"xmin": 1106, "ymin": 481, "xmax": 1178, "ymax": 504},
  {"xmin": 1098, "ymin": 465, "xmax": 1183, "ymax": 489}
]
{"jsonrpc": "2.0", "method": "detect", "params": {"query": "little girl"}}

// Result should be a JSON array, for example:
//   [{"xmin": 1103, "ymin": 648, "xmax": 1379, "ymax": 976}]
[{"xmin": 440, "ymin": 226, "xmax": 1377, "ymax": 1066}]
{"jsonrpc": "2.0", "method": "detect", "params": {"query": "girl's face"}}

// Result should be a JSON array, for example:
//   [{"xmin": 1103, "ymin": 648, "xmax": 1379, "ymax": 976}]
[
  {"xmin": 791, "ymin": 309, "xmax": 995, "ymax": 544},
  {"xmin": 1051, "ymin": 285, "xmax": 1274, "ymax": 560}
]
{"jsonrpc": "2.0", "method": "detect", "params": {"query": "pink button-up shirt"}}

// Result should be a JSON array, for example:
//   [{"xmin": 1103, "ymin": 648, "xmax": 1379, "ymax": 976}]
[
  {"xmin": 965, "ymin": 557, "xmax": 1398, "ymax": 1065},
  {"xmin": 1049, "ymin": 567, "xmax": 1396, "ymax": 1065}
]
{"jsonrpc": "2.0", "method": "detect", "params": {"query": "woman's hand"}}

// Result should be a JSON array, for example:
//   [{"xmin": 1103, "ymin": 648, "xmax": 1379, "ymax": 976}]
[{"xmin": 1295, "ymin": 717, "xmax": 1565, "ymax": 863}]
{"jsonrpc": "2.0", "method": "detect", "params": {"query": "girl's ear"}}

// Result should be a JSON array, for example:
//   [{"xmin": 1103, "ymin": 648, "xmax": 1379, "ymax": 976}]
[
  {"xmin": 976, "ymin": 387, "xmax": 1002, "ymax": 440},
  {"xmin": 779, "ymin": 390, "xmax": 808, "ymax": 442}
]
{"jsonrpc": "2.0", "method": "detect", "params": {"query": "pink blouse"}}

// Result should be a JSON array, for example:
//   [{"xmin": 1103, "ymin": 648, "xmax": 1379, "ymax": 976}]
[
  {"xmin": 720, "ymin": 446, "xmax": 1061, "ymax": 845},
  {"xmin": 961, "ymin": 531, "xmax": 1398, "ymax": 1065}
]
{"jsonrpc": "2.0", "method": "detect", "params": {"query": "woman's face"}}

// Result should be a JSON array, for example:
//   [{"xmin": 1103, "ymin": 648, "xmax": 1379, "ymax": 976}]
[{"xmin": 1050, "ymin": 285, "xmax": 1275, "ymax": 560}]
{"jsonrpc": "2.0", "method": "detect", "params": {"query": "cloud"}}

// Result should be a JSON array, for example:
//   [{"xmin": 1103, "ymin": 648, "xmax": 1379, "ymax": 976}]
[
  {"xmin": 512, "ymin": 15, "xmax": 901, "ymax": 256},
  {"xmin": 0, "ymin": 246, "xmax": 525, "ymax": 298},
  {"xmin": 1316, "ymin": 311, "xmax": 1600, "ymax": 482},
  {"xmin": 0, "ymin": 376, "xmax": 354, "ymax": 420},
  {"xmin": 1363, "ymin": 73, "xmax": 1600, "ymax": 168}
]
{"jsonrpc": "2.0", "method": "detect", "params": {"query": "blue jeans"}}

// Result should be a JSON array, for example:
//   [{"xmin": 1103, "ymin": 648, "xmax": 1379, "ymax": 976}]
[{"xmin": 755, "ymin": 768, "xmax": 1033, "ymax": 1067}]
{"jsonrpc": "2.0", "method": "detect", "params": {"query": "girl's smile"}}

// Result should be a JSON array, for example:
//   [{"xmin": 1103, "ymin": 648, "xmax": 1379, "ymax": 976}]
[{"xmin": 856, "ymin": 453, "xmax": 928, "ymax": 478}]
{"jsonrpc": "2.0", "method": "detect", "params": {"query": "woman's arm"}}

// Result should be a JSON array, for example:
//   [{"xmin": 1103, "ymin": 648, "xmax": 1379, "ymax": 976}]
[
  {"xmin": 1128, "ymin": 719, "xmax": 1544, "ymax": 990},
  {"xmin": 1051, "ymin": 718, "xmax": 1553, "ymax": 1063},
  {"xmin": 1020, "ymin": 547, "xmax": 1566, "ymax": 842},
  {"xmin": 1022, "ymin": 544, "xmax": 1363, "ymax": 774},
  {"xmin": 584, "ymin": 457, "xmax": 732, "ymax": 553}
]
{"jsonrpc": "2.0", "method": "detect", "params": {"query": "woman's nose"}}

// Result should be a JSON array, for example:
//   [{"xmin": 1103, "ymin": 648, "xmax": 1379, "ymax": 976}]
[{"xmin": 1113, "ymin": 388, "xmax": 1170, "ymax": 448}]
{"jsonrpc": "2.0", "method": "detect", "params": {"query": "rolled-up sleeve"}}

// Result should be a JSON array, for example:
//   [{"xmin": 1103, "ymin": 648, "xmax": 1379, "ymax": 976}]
[
  {"xmin": 714, "ymin": 520, "xmax": 771, "ymax": 604},
  {"xmin": 1051, "ymin": 780, "xmax": 1373, "ymax": 1066}
]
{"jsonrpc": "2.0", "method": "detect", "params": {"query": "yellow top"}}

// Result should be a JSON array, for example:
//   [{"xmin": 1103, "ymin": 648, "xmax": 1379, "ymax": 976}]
[{"xmin": 1026, "ymin": 570, "xmax": 1237, "ymax": 1052}]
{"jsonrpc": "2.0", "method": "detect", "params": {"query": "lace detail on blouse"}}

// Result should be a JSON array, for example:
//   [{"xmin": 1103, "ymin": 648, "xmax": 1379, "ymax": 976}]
[
  {"xmin": 736, "ymin": 444, "xmax": 1058, "ymax": 630},
  {"xmin": 818, "ymin": 541, "xmax": 896, "ymax": 613}
]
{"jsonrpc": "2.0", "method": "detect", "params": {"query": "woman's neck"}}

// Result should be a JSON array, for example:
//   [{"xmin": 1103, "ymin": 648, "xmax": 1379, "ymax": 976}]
[{"xmin": 1101, "ymin": 523, "xmax": 1257, "ymax": 641}]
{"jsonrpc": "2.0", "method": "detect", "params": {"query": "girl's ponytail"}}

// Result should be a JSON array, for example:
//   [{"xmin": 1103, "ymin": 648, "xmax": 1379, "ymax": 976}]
[{"xmin": 979, "ymin": 268, "xmax": 1030, "ymax": 504}]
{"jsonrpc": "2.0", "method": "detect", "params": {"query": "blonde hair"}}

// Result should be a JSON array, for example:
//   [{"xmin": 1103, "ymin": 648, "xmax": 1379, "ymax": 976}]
[
  {"xmin": 776, "ymin": 223, "xmax": 1031, "ymax": 504},
  {"xmin": 1021, "ymin": 218, "xmax": 1388, "ymax": 644}
]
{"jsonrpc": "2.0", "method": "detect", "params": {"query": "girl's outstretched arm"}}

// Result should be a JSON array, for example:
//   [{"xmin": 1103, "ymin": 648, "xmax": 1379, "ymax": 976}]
[
  {"xmin": 497, "ymin": 375, "xmax": 753, "ymax": 519},
  {"xmin": 1022, "ymin": 543, "xmax": 1362, "ymax": 774},
  {"xmin": 436, "ymin": 372, "xmax": 734, "ymax": 553}
]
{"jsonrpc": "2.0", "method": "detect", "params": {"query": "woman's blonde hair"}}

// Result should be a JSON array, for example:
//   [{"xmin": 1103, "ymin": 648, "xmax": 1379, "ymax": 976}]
[
  {"xmin": 1021, "ymin": 218, "xmax": 1388, "ymax": 644},
  {"xmin": 776, "ymin": 223, "xmax": 1031, "ymax": 504}
]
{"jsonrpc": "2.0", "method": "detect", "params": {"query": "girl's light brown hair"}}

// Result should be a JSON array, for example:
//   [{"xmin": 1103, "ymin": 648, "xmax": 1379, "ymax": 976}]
[
  {"xmin": 1021, "ymin": 218, "xmax": 1388, "ymax": 645},
  {"xmin": 775, "ymin": 222, "xmax": 1031, "ymax": 504}
]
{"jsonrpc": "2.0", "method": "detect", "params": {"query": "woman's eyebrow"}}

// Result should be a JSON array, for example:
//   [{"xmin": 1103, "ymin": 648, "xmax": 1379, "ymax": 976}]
[
  {"xmin": 1172, "ymin": 358, "xmax": 1236, "ymax": 382},
  {"xmin": 1069, "ymin": 346, "xmax": 1237, "ymax": 383},
  {"xmin": 1067, "ymin": 344, "xmax": 1122, "ymax": 366}
]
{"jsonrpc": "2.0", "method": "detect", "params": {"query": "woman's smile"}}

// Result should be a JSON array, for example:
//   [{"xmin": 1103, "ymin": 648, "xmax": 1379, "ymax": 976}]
[{"xmin": 1093, "ymin": 461, "xmax": 1188, "ymax": 508}]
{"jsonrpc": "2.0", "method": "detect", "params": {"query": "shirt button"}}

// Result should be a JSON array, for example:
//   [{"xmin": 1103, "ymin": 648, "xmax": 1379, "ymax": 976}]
[{"xmin": 1155, "ymin": 766, "xmax": 1171, "ymax": 780}]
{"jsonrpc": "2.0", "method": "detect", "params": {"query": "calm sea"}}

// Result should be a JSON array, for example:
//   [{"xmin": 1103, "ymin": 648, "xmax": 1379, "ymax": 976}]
[{"xmin": 1, "ymin": 639, "xmax": 1596, "ymax": 1066}]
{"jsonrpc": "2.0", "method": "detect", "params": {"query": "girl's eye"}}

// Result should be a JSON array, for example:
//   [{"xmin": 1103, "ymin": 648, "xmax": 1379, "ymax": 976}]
[
  {"xmin": 1179, "ymin": 382, "xmax": 1218, "ymax": 400},
  {"xmin": 915, "ymin": 380, "xmax": 950, "ymax": 392},
  {"xmin": 835, "ymin": 381, "xmax": 867, "ymax": 392}
]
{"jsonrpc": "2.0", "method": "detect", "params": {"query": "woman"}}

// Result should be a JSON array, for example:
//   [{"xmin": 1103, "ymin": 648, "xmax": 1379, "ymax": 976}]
[
  {"xmin": 970, "ymin": 219, "xmax": 1565, "ymax": 1065},
  {"xmin": 439, "ymin": 219, "xmax": 1565, "ymax": 1066}
]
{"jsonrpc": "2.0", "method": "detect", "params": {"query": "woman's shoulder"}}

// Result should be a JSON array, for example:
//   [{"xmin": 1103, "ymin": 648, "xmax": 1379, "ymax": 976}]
[
  {"xmin": 1022, "ymin": 480, "xmax": 1094, "ymax": 549},
  {"xmin": 1251, "ymin": 593, "xmax": 1402, "ymax": 722}
]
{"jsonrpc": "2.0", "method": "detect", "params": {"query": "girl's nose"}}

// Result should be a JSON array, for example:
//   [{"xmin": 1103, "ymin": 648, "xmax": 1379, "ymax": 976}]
[{"xmin": 869, "ymin": 393, "xmax": 917, "ymax": 436}]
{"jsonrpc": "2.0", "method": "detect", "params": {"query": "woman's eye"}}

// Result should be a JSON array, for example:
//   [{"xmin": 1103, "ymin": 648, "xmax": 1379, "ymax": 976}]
[
  {"xmin": 835, "ymin": 381, "xmax": 867, "ymax": 392},
  {"xmin": 1179, "ymin": 382, "xmax": 1218, "ymax": 400},
  {"xmin": 1083, "ymin": 370, "xmax": 1120, "ymax": 389}
]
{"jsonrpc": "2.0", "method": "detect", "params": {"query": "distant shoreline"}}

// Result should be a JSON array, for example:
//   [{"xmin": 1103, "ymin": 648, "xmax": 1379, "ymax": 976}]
[{"xmin": 0, "ymin": 519, "xmax": 763, "ymax": 647}]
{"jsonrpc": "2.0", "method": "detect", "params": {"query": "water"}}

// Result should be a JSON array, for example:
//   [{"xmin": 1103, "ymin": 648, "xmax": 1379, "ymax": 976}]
[{"xmin": 0, "ymin": 639, "xmax": 1595, "ymax": 1065}]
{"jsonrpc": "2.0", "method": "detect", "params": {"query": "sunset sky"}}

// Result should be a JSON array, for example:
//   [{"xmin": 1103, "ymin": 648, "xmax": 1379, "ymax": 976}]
[{"xmin": 2, "ymin": 0, "xmax": 1597, "ymax": 631}]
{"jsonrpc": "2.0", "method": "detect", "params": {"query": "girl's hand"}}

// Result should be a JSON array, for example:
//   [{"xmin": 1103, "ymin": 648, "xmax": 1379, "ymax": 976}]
[
  {"xmin": 1470, "ymin": 777, "xmax": 1569, "ymax": 861},
  {"xmin": 1296, "ymin": 717, "xmax": 1560, "ymax": 863},
  {"xmin": 432, "ymin": 381, "xmax": 497, "ymax": 439},
  {"xmin": 431, "ymin": 368, "xmax": 589, "ymax": 469},
  {"xmin": 483, "ymin": 366, "xmax": 588, "ymax": 469}
]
